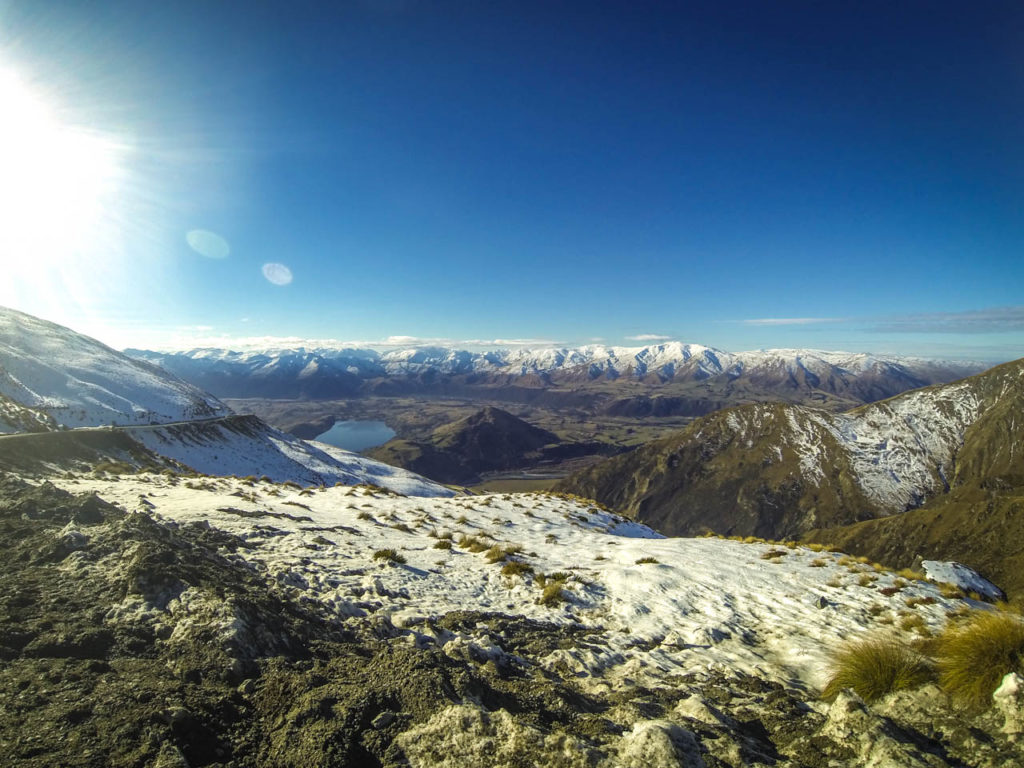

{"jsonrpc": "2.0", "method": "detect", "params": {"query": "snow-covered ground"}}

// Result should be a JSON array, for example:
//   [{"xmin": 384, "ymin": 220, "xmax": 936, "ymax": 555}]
[
  {"xmin": 127, "ymin": 416, "xmax": 453, "ymax": 497},
  {"xmin": 57, "ymin": 474, "xmax": 969, "ymax": 694}
]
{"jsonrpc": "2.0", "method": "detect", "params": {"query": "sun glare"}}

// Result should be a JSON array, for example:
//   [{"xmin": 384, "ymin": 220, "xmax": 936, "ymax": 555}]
[{"xmin": 0, "ymin": 65, "xmax": 124, "ymax": 282}]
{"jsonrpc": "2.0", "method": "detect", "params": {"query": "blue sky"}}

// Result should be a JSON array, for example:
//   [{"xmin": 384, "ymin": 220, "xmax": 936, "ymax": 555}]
[{"xmin": 0, "ymin": 1, "xmax": 1022, "ymax": 360}]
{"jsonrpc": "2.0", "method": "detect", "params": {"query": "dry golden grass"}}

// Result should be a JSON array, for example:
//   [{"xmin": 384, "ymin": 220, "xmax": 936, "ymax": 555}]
[
  {"xmin": 822, "ymin": 636, "xmax": 933, "ymax": 702},
  {"xmin": 372, "ymin": 548, "xmax": 406, "ymax": 564},
  {"xmin": 937, "ymin": 610, "xmax": 1024, "ymax": 709},
  {"xmin": 500, "ymin": 561, "xmax": 533, "ymax": 578},
  {"xmin": 457, "ymin": 535, "xmax": 490, "ymax": 553},
  {"xmin": 897, "ymin": 568, "xmax": 927, "ymax": 581},
  {"xmin": 537, "ymin": 575, "xmax": 569, "ymax": 606},
  {"xmin": 484, "ymin": 544, "xmax": 522, "ymax": 563}
]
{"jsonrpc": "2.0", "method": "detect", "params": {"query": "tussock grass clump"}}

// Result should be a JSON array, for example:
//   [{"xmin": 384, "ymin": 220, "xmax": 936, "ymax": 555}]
[
  {"xmin": 457, "ymin": 535, "xmax": 490, "ymax": 553},
  {"xmin": 355, "ymin": 482, "xmax": 399, "ymax": 496},
  {"xmin": 372, "ymin": 548, "xmax": 407, "ymax": 564},
  {"xmin": 899, "ymin": 612, "xmax": 929, "ymax": 636},
  {"xmin": 433, "ymin": 539, "xmax": 452, "ymax": 550},
  {"xmin": 809, "ymin": 558, "xmax": 828, "ymax": 568},
  {"xmin": 761, "ymin": 549, "xmax": 789, "ymax": 560},
  {"xmin": 501, "ymin": 561, "xmax": 533, "ymax": 578},
  {"xmin": 93, "ymin": 460, "xmax": 136, "ymax": 475},
  {"xmin": 635, "ymin": 557, "xmax": 660, "ymax": 565},
  {"xmin": 938, "ymin": 583, "xmax": 966, "ymax": 600},
  {"xmin": 535, "ymin": 571, "xmax": 572, "ymax": 604},
  {"xmin": 937, "ymin": 610, "xmax": 1024, "ymax": 709},
  {"xmin": 484, "ymin": 544, "xmax": 522, "ymax": 564},
  {"xmin": 538, "ymin": 580, "xmax": 568, "ymax": 607},
  {"xmin": 822, "ymin": 636, "xmax": 933, "ymax": 702}
]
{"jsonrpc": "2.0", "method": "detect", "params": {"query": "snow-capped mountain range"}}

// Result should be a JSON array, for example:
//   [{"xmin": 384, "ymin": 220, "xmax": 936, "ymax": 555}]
[
  {"xmin": 131, "ymin": 342, "xmax": 983, "ymax": 380},
  {"xmin": 128, "ymin": 342, "xmax": 987, "ymax": 404}
]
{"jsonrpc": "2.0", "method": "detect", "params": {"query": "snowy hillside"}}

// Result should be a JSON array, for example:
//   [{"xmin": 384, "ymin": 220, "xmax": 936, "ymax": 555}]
[
  {"xmin": 807, "ymin": 379, "xmax": 985, "ymax": 509},
  {"xmin": 131, "ymin": 415, "xmax": 452, "ymax": 497},
  {"xmin": 0, "ymin": 307, "xmax": 229, "ymax": 428},
  {"xmin": 56, "ymin": 475, "xmax": 964, "ymax": 693}
]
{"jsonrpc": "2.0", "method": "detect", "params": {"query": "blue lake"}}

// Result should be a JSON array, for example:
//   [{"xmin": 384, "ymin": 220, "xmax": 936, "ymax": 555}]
[{"xmin": 314, "ymin": 420, "xmax": 396, "ymax": 452}]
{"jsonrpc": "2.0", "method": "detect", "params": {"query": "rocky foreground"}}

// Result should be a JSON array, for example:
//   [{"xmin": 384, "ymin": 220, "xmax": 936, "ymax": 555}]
[{"xmin": 0, "ymin": 474, "xmax": 1020, "ymax": 767}]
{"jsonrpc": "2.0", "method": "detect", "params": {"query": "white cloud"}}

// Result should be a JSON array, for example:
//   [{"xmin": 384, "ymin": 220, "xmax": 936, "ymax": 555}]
[
  {"xmin": 144, "ymin": 333, "xmax": 565, "ymax": 353},
  {"xmin": 742, "ymin": 317, "xmax": 842, "ymax": 326},
  {"xmin": 870, "ymin": 306, "xmax": 1024, "ymax": 334},
  {"xmin": 626, "ymin": 333, "xmax": 672, "ymax": 341},
  {"xmin": 384, "ymin": 335, "xmax": 423, "ymax": 345},
  {"xmin": 465, "ymin": 338, "xmax": 563, "ymax": 347}
]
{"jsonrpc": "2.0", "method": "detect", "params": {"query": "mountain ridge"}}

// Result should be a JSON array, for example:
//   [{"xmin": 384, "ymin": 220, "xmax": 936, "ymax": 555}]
[
  {"xmin": 127, "ymin": 343, "xmax": 988, "ymax": 410},
  {"xmin": 556, "ymin": 357, "xmax": 1024, "ymax": 540}
]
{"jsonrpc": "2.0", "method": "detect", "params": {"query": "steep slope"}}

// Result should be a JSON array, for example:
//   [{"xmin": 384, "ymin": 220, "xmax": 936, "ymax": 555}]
[
  {"xmin": 0, "ymin": 392, "xmax": 57, "ymax": 434},
  {"xmin": 367, "ymin": 406, "xmax": 560, "ymax": 484},
  {"xmin": 0, "ymin": 307, "xmax": 229, "ymax": 427},
  {"xmin": 558, "ymin": 358, "xmax": 1024, "ymax": 540},
  {"xmin": 804, "ymin": 485, "xmax": 1024, "ymax": 599}
]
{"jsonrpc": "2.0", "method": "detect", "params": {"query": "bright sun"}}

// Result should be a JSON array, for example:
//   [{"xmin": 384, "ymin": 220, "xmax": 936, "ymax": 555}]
[{"xmin": 0, "ymin": 65, "xmax": 123, "ymax": 277}]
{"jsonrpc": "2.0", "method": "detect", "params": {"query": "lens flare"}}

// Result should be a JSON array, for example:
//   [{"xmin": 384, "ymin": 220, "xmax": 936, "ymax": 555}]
[{"xmin": 262, "ymin": 262, "xmax": 293, "ymax": 286}]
